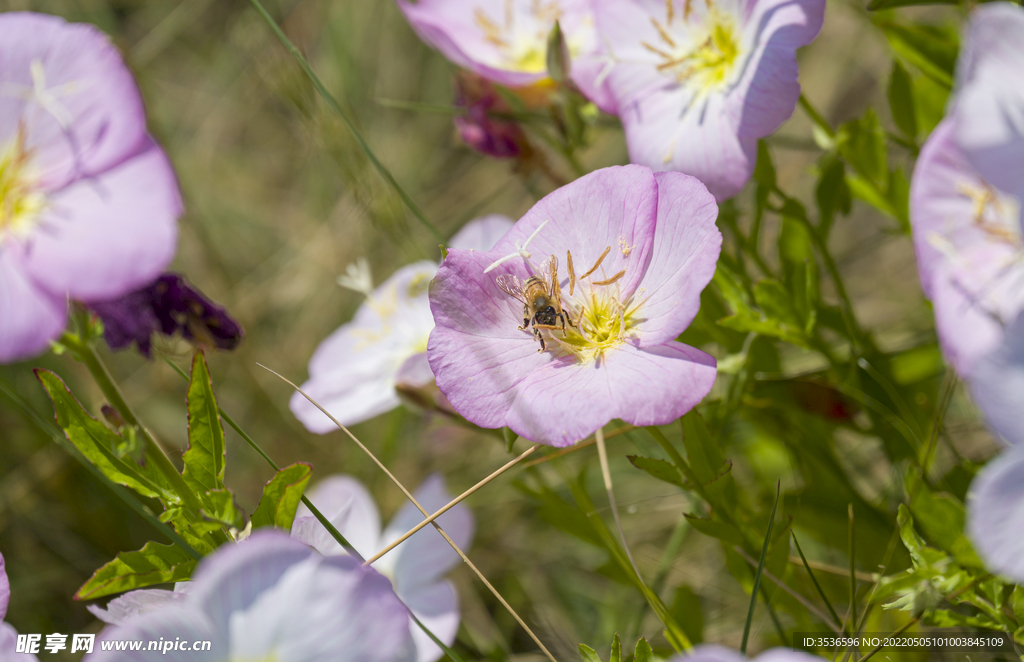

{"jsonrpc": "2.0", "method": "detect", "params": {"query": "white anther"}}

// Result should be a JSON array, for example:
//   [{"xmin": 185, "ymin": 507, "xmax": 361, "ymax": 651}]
[
  {"xmin": 484, "ymin": 219, "xmax": 549, "ymax": 273},
  {"xmin": 337, "ymin": 257, "xmax": 375, "ymax": 297}
]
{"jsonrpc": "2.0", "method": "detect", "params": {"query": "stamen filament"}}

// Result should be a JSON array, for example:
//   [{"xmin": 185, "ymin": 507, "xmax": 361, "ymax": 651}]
[{"xmin": 651, "ymin": 17, "xmax": 677, "ymax": 48}]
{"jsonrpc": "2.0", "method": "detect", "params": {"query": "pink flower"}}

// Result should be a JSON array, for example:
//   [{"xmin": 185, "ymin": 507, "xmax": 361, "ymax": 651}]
[
  {"xmin": 0, "ymin": 12, "xmax": 181, "ymax": 363},
  {"xmin": 291, "ymin": 216, "xmax": 512, "ymax": 432},
  {"xmin": 908, "ymin": 2, "xmax": 1024, "ymax": 582},
  {"xmin": 291, "ymin": 474, "xmax": 473, "ymax": 662},
  {"xmin": 666, "ymin": 645, "xmax": 825, "ymax": 662},
  {"xmin": 586, "ymin": 0, "xmax": 824, "ymax": 200},
  {"xmin": 396, "ymin": 0, "xmax": 608, "ymax": 100},
  {"xmin": 87, "ymin": 531, "xmax": 415, "ymax": 662},
  {"xmin": 427, "ymin": 165, "xmax": 720, "ymax": 447}
]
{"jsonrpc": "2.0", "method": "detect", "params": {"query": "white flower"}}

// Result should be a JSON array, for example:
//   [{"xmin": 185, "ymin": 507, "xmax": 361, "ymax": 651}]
[
  {"xmin": 290, "ymin": 215, "xmax": 513, "ymax": 432},
  {"xmin": 292, "ymin": 474, "xmax": 474, "ymax": 662}
]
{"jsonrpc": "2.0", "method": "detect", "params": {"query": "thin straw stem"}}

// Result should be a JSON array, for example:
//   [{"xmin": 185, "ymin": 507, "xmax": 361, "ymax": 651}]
[
  {"xmin": 258, "ymin": 364, "xmax": 558, "ymax": 662},
  {"xmin": 595, "ymin": 426, "xmax": 642, "ymax": 579}
]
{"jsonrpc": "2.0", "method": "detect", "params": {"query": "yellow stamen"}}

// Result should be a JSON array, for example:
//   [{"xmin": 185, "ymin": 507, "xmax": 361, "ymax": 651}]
[
  {"xmin": 592, "ymin": 270, "xmax": 626, "ymax": 286},
  {"xmin": 579, "ymin": 246, "xmax": 611, "ymax": 281}
]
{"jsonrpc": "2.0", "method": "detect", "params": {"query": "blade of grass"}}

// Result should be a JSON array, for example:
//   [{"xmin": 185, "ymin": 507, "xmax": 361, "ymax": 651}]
[
  {"xmin": 741, "ymin": 481, "xmax": 781, "ymax": 654},
  {"xmin": 792, "ymin": 531, "xmax": 845, "ymax": 631},
  {"xmin": 734, "ymin": 545, "xmax": 841, "ymax": 633},
  {"xmin": 245, "ymin": 0, "xmax": 443, "ymax": 242},
  {"xmin": 848, "ymin": 504, "xmax": 857, "ymax": 636}
]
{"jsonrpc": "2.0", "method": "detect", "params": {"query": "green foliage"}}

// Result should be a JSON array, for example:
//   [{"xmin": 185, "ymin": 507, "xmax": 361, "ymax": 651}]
[
  {"xmin": 35, "ymin": 370, "xmax": 174, "ymax": 502},
  {"xmin": 252, "ymin": 462, "xmax": 313, "ymax": 530},
  {"xmin": 815, "ymin": 157, "xmax": 851, "ymax": 238},
  {"xmin": 888, "ymin": 61, "xmax": 918, "ymax": 140},
  {"xmin": 182, "ymin": 351, "xmax": 227, "ymax": 495},
  {"xmin": 670, "ymin": 585, "xmax": 704, "ymax": 645},
  {"xmin": 75, "ymin": 541, "xmax": 197, "ymax": 600},
  {"xmin": 627, "ymin": 455, "xmax": 686, "ymax": 489},
  {"xmin": 904, "ymin": 469, "xmax": 983, "ymax": 569},
  {"xmin": 878, "ymin": 21, "xmax": 959, "ymax": 89}
]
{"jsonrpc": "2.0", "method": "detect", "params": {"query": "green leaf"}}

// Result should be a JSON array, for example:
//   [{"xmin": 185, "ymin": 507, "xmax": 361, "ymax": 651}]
[
  {"xmin": 904, "ymin": 470, "xmax": 983, "ymax": 569},
  {"xmin": 194, "ymin": 488, "xmax": 245, "ymax": 533},
  {"xmin": 846, "ymin": 172, "xmax": 899, "ymax": 220},
  {"xmin": 610, "ymin": 633, "xmax": 621, "ymax": 662},
  {"xmin": 914, "ymin": 73, "xmax": 950, "ymax": 136},
  {"xmin": 868, "ymin": 0, "xmax": 955, "ymax": 13},
  {"xmin": 838, "ymin": 109, "xmax": 888, "ymax": 186},
  {"xmin": 633, "ymin": 638, "xmax": 653, "ymax": 662},
  {"xmin": 753, "ymin": 140, "xmax": 776, "ymax": 190},
  {"xmin": 816, "ymin": 157, "xmax": 851, "ymax": 238},
  {"xmin": 578, "ymin": 644, "xmax": 602, "ymax": 662},
  {"xmin": 755, "ymin": 280, "xmax": 807, "ymax": 338},
  {"xmin": 685, "ymin": 514, "xmax": 747, "ymax": 547},
  {"xmin": 75, "ymin": 541, "xmax": 197, "ymax": 600},
  {"xmin": 628, "ymin": 455, "xmax": 686, "ymax": 489},
  {"xmin": 926, "ymin": 609, "xmax": 1001, "ymax": 630},
  {"xmin": 545, "ymin": 20, "xmax": 570, "ymax": 84},
  {"xmin": 252, "ymin": 462, "xmax": 313, "ymax": 531},
  {"xmin": 681, "ymin": 411, "xmax": 728, "ymax": 486},
  {"xmin": 1011, "ymin": 586, "xmax": 1024, "ymax": 624},
  {"xmin": 888, "ymin": 61, "xmax": 918, "ymax": 139},
  {"xmin": 879, "ymin": 22, "xmax": 958, "ymax": 89},
  {"xmin": 503, "ymin": 426, "xmax": 517, "ymax": 454},
  {"xmin": 35, "ymin": 370, "xmax": 171, "ymax": 501},
  {"xmin": 670, "ymin": 585, "xmax": 704, "ymax": 645},
  {"xmin": 182, "ymin": 351, "xmax": 226, "ymax": 494}
]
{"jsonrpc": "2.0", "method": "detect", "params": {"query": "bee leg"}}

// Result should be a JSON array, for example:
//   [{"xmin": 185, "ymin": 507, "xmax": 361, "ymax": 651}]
[{"xmin": 533, "ymin": 326, "xmax": 546, "ymax": 352}]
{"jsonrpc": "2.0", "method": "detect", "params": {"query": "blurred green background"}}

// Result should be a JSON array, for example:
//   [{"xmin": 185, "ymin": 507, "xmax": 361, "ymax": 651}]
[{"xmin": 0, "ymin": 0, "xmax": 1004, "ymax": 660}]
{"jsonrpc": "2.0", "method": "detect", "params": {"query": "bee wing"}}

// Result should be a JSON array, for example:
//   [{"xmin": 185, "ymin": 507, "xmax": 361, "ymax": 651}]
[{"xmin": 495, "ymin": 274, "xmax": 528, "ymax": 304}]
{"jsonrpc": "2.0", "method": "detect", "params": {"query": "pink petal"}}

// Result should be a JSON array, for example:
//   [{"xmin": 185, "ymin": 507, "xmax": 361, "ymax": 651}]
[
  {"xmin": 1, "ymin": 621, "xmax": 38, "ymax": 662},
  {"xmin": 0, "ymin": 552, "xmax": 7, "ymax": 621},
  {"xmin": 293, "ymin": 476, "xmax": 382, "ymax": 559},
  {"xmin": 403, "ymin": 581, "xmax": 459, "ymax": 662},
  {"xmin": 0, "ymin": 13, "xmax": 148, "ymax": 190},
  {"xmin": 428, "ymin": 249, "xmax": 560, "ymax": 430},
  {"xmin": 22, "ymin": 140, "xmax": 181, "ymax": 302},
  {"xmin": 0, "ymin": 248, "xmax": 66, "ymax": 363},
  {"xmin": 448, "ymin": 214, "xmax": 514, "ymax": 251},
  {"xmin": 86, "ymin": 589, "xmax": 185, "ymax": 625},
  {"xmin": 968, "ymin": 313, "xmax": 1024, "ymax": 448},
  {"xmin": 489, "ymin": 164, "xmax": 659, "ymax": 300},
  {"xmin": 504, "ymin": 341, "xmax": 716, "ymax": 446},
  {"xmin": 632, "ymin": 172, "xmax": 721, "ymax": 345},
  {"xmin": 909, "ymin": 119, "xmax": 1023, "ymax": 375},
  {"xmin": 967, "ymin": 446, "xmax": 1024, "ymax": 583},
  {"xmin": 952, "ymin": 3, "xmax": 1024, "ymax": 198},
  {"xmin": 90, "ymin": 607, "xmax": 220, "ymax": 662},
  {"xmin": 396, "ymin": 352, "xmax": 435, "ymax": 388},
  {"xmin": 379, "ymin": 474, "xmax": 474, "ymax": 592}
]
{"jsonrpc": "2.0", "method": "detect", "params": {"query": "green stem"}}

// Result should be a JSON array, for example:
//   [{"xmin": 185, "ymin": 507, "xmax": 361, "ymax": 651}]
[
  {"xmin": 245, "ymin": 0, "xmax": 443, "ymax": 243},
  {"xmin": 61, "ymin": 333, "xmax": 205, "ymax": 518},
  {"xmin": 799, "ymin": 93, "xmax": 835, "ymax": 139}
]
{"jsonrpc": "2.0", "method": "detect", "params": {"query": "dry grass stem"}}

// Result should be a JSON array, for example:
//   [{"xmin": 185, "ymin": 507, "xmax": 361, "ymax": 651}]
[{"xmin": 258, "ymin": 364, "xmax": 559, "ymax": 662}]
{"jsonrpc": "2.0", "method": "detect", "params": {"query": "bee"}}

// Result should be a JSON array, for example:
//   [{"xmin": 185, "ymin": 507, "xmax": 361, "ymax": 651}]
[{"xmin": 496, "ymin": 256, "xmax": 575, "ymax": 351}]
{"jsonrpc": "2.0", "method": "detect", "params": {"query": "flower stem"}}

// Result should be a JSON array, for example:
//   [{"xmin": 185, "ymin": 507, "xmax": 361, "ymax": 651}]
[
  {"xmin": 60, "ymin": 333, "xmax": 207, "ymax": 520},
  {"xmin": 799, "ymin": 93, "xmax": 835, "ymax": 139},
  {"xmin": 594, "ymin": 426, "xmax": 643, "ymax": 580}
]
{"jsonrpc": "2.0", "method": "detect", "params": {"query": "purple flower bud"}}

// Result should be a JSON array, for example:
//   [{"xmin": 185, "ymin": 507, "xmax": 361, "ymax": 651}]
[
  {"xmin": 453, "ymin": 73, "xmax": 529, "ymax": 159},
  {"xmin": 89, "ymin": 273, "xmax": 242, "ymax": 358}
]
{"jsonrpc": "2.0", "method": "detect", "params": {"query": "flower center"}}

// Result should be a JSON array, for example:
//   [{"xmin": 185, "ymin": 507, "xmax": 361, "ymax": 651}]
[
  {"xmin": 474, "ymin": 1, "xmax": 566, "ymax": 74},
  {"xmin": 558, "ymin": 287, "xmax": 637, "ymax": 364},
  {"xmin": 0, "ymin": 131, "xmax": 46, "ymax": 243},
  {"xmin": 643, "ymin": 2, "xmax": 741, "ymax": 93}
]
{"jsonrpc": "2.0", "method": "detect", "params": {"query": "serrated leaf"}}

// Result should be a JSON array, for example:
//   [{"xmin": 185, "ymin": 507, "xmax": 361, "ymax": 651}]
[
  {"xmin": 628, "ymin": 455, "xmax": 686, "ymax": 489},
  {"xmin": 75, "ymin": 542, "xmax": 197, "ymax": 600},
  {"xmin": 182, "ymin": 351, "xmax": 226, "ymax": 494},
  {"xmin": 36, "ymin": 370, "xmax": 172, "ymax": 501},
  {"xmin": 252, "ymin": 462, "xmax": 312, "ymax": 531},
  {"xmin": 610, "ymin": 633, "xmax": 621, "ymax": 662},
  {"xmin": 888, "ymin": 61, "xmax": 918, "ymax": 139},
  {"xmin": 685, "ymin": 514, "xmax": 747, "ymax": 547},
  {"xmin": 879, "ymin": 22, "xmax": 957, "ymax": 89},
  {"xmin": 578, "ymin": 644, "xmax": 602, "ymax": 662},
  {"xmin": 633, "ymin": 638, "xmax": 653, "ymax": 662},
  {"xmin": 904, "ymin": 470, "xmax": 983, "ymax": 569}
]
